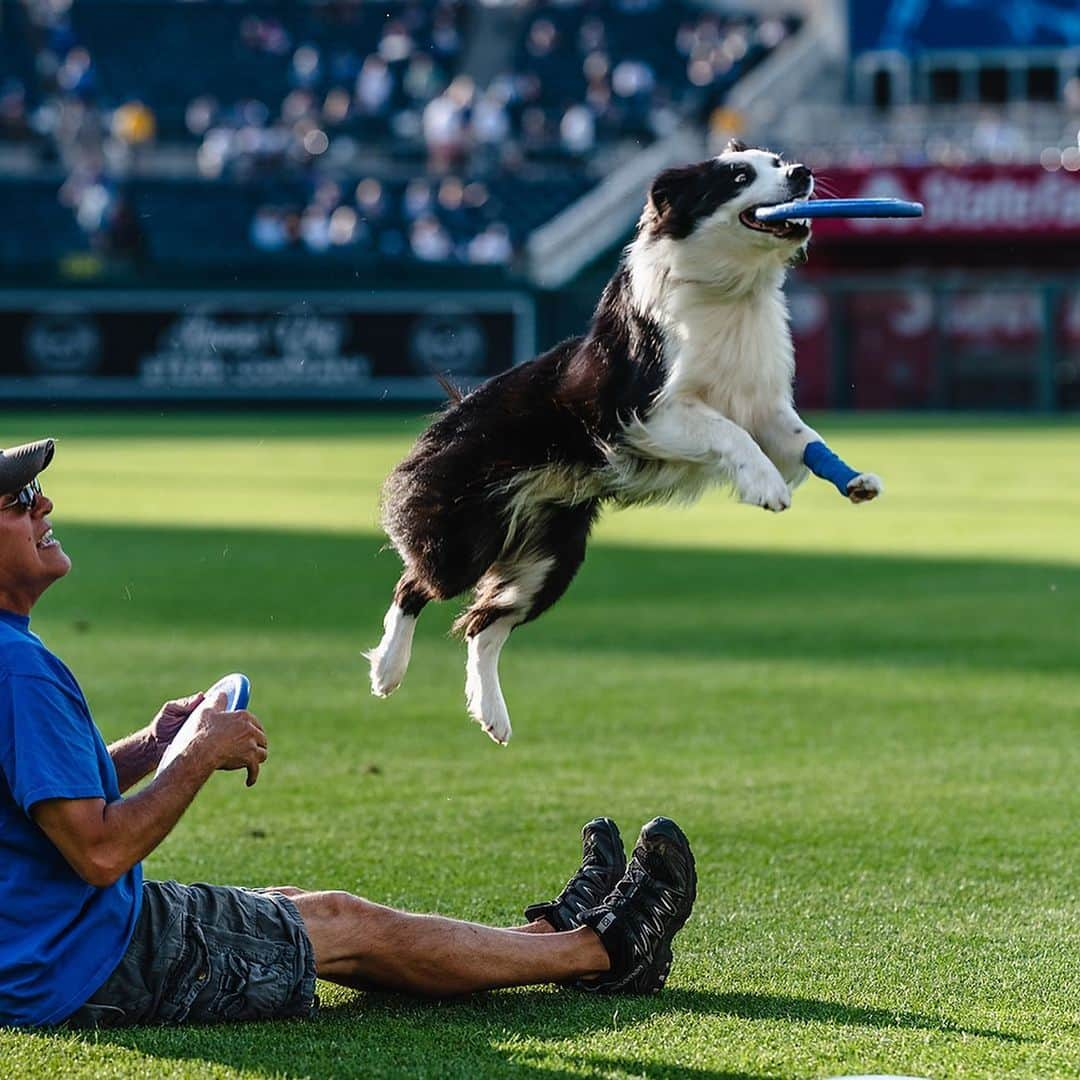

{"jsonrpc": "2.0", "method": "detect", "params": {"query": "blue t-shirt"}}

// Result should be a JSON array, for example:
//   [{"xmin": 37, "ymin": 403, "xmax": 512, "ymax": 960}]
[{"xmin": 0, "ymin": 609, "xmax": 142, "ymax": 1026}]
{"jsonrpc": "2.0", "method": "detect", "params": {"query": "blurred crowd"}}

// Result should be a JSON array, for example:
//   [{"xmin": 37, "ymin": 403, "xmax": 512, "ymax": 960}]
[
  {"xmin": 1, "ymin": 0, "xmax": 791, "ymax": 266},
  {"xmin": 248, "ymin": 175, "xmax": 515, "ymax": 264}
]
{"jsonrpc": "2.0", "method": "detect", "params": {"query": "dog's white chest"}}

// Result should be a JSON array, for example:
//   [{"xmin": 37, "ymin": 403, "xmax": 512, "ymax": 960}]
[{"xmin": 664, "ymin": 287, "xmax": 794, "ymax": 429}]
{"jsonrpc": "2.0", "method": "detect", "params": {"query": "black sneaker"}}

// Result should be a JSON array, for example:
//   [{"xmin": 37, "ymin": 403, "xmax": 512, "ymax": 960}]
[
  {"xmin": 576, "ymin": 817, "xmax": 696, "ymax": 994},
  {"xmin": 524, "ymin": 818, "xmax": 626, "ymax": 931}
]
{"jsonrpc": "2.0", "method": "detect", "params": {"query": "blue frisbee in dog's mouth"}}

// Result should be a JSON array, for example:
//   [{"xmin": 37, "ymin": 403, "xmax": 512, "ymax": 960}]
[
  {"xmin": 754, "ymin": 197, "xmax": 924, "ymax": 221},
  {"xmin": 739, "ymin": 206, "xmax": 810, "ymax": 239}
]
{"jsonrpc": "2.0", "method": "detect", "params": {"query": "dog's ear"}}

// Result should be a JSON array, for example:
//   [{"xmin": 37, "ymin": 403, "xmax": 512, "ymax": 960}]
[
  {"xmin": 647, "ymin": 165, "xmax": 708, "ymax": 239},
  {"xmin": 648, "ymin": 166, "xmax": 690, "ymax": 219},
  {"xmin": 724, "ymin": 138, "xmax": 748, "ymax": 154},
  {"xmin": 647, "ymin": 161, "xmax": 742, "ymax": 239}
]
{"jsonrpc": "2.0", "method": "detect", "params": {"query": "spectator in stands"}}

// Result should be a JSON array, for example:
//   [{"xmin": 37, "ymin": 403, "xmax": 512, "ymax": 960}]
[
  {"xmin": 471, "ymin": 86, "xmax": 512, "ymax": 170},
  {"xmin": 431, "ymin": 4, "xmax": 464, "ymax": 65},
  {"xmin": 611, "ymin": 59, "xmax": 656, "ymax": 134},
  {"xmin": 525, "ymin": 17, "xmax": 558, "ymax": 62},
  {"xmin": 423, "ymin": 76, "xmax": 474, "ymax": 173},
  {"xmin": 251, "ymin": 207, "xmax": 288, "ymax": 253},
  {"xmin": 379, "ymin": 17, "xmax": 415, "ymax": 67},
  {"xmin": 410, "ymin": 214, "xmax": 453, "ymax": 261},
  {"xmin": 290, "ymin": 45, "xmax": 322, "ymax": 91},
  {"xmin": 519, "ymin": 105, "xmax": 551, "ymax": 155},
  {"xmin": 57, "ymin": 47, "xmax": 96, "ymax": 102},
  {"xmin": 355, "ymin": 56, "xmax": 393, "ymax": 122},
  {"xmin": 110, "ymin": 100, "xmax": 157, "ymax": 169},
  {"xmin": 560, "ymin": 103, "xmax": 596, "ymax": 157},
  {"xmin": 185, "ymin": 96, "xmax": 218, "ymax": 139},
  {"xmin": 328, "ymin": 206, "xmax": 363, "ymax": 248},
  {"xmin": 58, "ymin": 166, "xmax": 111, "ymax": 244},
  {"xmin": 355, "ymin": 178, "xmax": 390, "ymax": 231},
  {"xmin": 323, "ymin": 88, "xmax": 352, "ymax": 129},
  {"xmin": 404, "ymin": 54, "xmax": 446, "ymax": 108},
  {"xmin": 436, "ymin": 175, "xmax": 469, "ymax": 235},
  {"xmin": 300, "ymin": 206, "xmax": 332, "ymax": 253},
  {"xmin": 467, "ymin": 222, "xmax": 513, "ymax": 265},
  {"xmin": 403, "ymin": 177, "xmax": 434, "ymax": 223}
]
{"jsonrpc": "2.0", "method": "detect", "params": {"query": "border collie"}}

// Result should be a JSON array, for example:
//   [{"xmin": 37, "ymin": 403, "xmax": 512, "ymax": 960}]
[{"xmin": 367, "ymin": 142, "xmax": 882, "ymax": 744}]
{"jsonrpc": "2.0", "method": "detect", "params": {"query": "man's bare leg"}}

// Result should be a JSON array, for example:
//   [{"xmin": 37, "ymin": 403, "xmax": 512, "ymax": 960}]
[
  {"xmin": 510, "ymin": 920, "xmax": 557, "ymax": 934},
  {"xmin": 262, "ymin": 886, "xmax": 557, "ymax": 937},
  {"xmin": 288, "ymin": 891, "xmax": 608, "ymax": 995}
]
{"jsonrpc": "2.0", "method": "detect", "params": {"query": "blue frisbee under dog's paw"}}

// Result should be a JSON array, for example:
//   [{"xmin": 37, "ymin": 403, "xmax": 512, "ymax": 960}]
[
  {"xmin": 754, "ymin": 197, "xmax": 924, "ymax": 222},
  {"xmin": 155, "ymin": 673, "xmax": 252, "ymax": 777}
]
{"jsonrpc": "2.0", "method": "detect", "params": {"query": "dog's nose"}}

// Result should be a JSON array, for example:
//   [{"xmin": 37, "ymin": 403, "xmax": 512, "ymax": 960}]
[{"xmin": 789, "ymin": 164, "xmax": 811, "ymax": 185}]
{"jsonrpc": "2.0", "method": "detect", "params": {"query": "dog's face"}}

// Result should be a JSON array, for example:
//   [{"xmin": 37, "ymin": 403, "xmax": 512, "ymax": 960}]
[{"xmin": 644, "ymin": 142, "xmax": 813, "ymax": 272}]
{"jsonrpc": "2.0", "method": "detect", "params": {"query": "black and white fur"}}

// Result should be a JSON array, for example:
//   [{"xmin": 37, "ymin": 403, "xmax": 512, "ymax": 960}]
[{"xmin": 368, "ymin": 143, "xmax": 882, "ymax": 745}]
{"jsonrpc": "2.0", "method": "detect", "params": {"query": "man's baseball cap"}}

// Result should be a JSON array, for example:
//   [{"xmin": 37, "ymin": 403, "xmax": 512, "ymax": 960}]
[{"xmin": 0, "ymin": 439, "xmax": 55, "ymax": 495}]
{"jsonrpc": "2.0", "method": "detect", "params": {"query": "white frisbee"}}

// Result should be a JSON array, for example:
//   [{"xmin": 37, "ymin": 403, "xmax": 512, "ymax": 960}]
[{"xmin": 155, "ymin": 673, "xmax": 252, "ymax": 777}]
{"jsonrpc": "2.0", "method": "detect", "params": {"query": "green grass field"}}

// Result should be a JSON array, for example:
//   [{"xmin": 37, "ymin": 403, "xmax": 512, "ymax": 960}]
[{"xmin": 1, "ymin": 412, "xmax": 1078, "ymax": 1080}]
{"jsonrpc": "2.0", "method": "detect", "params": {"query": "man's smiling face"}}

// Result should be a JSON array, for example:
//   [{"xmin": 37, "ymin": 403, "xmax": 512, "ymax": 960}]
[{"xmin": 0, "ymin": 483, "xmax": 71, "ymax": 615}]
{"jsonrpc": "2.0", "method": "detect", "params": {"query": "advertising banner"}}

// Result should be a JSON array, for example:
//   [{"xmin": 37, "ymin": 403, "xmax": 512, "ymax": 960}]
[
  {"xmin": 0, "ymin": 291, "xmax": 535, "ymax": 402},
  {"xmin": 788, "ymin": 288, "xmax": 832, "ymax": 409},
  {"xmin": 806, "ymin": 165, "xmax": 1080, "ymax": 240},
  {"xmin": 848, "ymin": 289, "xmax": 936, "ymax": 409},
  {"xmin": 1057, "ymin": 291, "xmax": 1080, "ymax": 408}
]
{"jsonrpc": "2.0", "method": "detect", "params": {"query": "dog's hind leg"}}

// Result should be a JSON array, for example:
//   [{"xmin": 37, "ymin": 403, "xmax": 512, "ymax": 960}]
[
  {"xmin": 455, "ymin": 550, "xmax": 554, "ymax": 745},
  {"xmin": 456, "ymin": 502, "xmax": 598, "ymax": 744},
  {"xmin": 367, "ymin": 575, "xmax": 430, "ymax": 697},
  {"xmin": 463, "ymin": 613, "xmax": 518, "ymax": 746}
]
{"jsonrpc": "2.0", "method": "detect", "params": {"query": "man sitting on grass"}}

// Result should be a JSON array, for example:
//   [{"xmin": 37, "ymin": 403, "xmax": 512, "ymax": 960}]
[{"xmin": 0, "ymin": 437, "xmax": 696, "ymax": 1028}]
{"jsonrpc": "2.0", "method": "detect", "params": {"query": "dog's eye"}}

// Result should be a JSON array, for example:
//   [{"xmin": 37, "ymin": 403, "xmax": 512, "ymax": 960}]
[{"xmin": 734, "ymin": 172, "xmax": 749, "ymax": 184}]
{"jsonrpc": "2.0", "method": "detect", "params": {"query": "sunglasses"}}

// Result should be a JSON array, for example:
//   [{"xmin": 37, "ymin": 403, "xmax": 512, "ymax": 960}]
[{"xmin": 0, "ymin": 478, "xmax": 42, "ymax": 513}]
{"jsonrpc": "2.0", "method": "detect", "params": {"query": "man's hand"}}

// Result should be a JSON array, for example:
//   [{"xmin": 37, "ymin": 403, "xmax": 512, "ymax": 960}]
[
  {"xmin": 184, "ymin": 692, "xmax": 268, "ymax": 787},
  {"xmin": 110, "ymin": 691, "xmax": 208, "ymax": 792},
  {"xmin": 36, "ymin": 694, "xmax": 268, "ymax": 887},
  {"xmin": 150, "ymin": 692, "xmax": 205, "ymax": 746}
]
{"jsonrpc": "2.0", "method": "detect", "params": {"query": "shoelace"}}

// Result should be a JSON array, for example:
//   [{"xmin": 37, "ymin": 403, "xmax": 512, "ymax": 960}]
[
  {"xmin": 607, "ymin": 855, "xmax": 650, "ymax": 905},
  {"xmin": 609, "ymin": 852, "xmax": 688, "ymax": 928},
  {"xmin": 559, "ymin": 862, "xmax": 615, "ymax": 911}
]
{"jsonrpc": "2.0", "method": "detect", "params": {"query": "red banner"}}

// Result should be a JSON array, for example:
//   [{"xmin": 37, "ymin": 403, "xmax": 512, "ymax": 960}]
[{"xmin": 808, "ymin": 165, "xmax": 1080, "ymax": 239}]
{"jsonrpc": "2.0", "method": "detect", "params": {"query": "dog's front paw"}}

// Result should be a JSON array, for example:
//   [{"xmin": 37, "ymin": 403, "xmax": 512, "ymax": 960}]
[
  {"xmin": 737, "ymin": 461, "xmax": 791, "ymax": 512},
  {"xmin": 846, "ymin": 473, "xmax": 883, "ymax": 503}
]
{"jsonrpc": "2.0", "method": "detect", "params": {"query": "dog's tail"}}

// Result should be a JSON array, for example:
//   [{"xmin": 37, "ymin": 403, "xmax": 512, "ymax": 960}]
[{"xmin": 434, "ymin": 373, "xmax": 463, "ymax": 405}]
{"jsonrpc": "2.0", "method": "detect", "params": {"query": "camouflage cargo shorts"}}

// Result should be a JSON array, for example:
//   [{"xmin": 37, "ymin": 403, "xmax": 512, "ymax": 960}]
[{"xmin": 64, "ymin": 879, "xmax": 317, "ymax": 1027}]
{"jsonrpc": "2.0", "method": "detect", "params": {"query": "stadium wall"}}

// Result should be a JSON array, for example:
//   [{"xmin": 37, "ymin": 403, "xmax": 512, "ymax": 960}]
[{"xmin": 0, "ymin": 287, "xmax": 534, "ymax": 404}]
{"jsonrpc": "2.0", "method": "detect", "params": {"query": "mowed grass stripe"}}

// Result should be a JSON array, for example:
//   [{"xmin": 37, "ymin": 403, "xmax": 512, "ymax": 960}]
[
  {"xmin": 0, "ymin": 413, "xmax": 1076, "ymax": 1079},
  {"xmin": 2, "ymin": 412, "xmax": 1078, "ymax": 563}
]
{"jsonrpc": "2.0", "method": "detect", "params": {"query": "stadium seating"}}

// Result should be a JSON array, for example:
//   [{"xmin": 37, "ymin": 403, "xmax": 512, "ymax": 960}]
[
  {"xmin": 0, "ymin": 0, "xmax": 794, "ymax": 269},
  {"xmin": 2, "ymin": 171, "xmax": 593, "ymax": 268}
]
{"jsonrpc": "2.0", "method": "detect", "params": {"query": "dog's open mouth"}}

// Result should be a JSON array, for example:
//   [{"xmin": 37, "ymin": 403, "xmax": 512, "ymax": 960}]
[{"xmin": 739, "ymin": 207, "xmax": 810, "ymax": 241}]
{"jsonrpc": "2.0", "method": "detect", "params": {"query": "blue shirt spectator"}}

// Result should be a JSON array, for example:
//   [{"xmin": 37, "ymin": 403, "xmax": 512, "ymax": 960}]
[{"xmin": 0, "ymin": 609, "xmax": 142, "ymax": 1026}]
